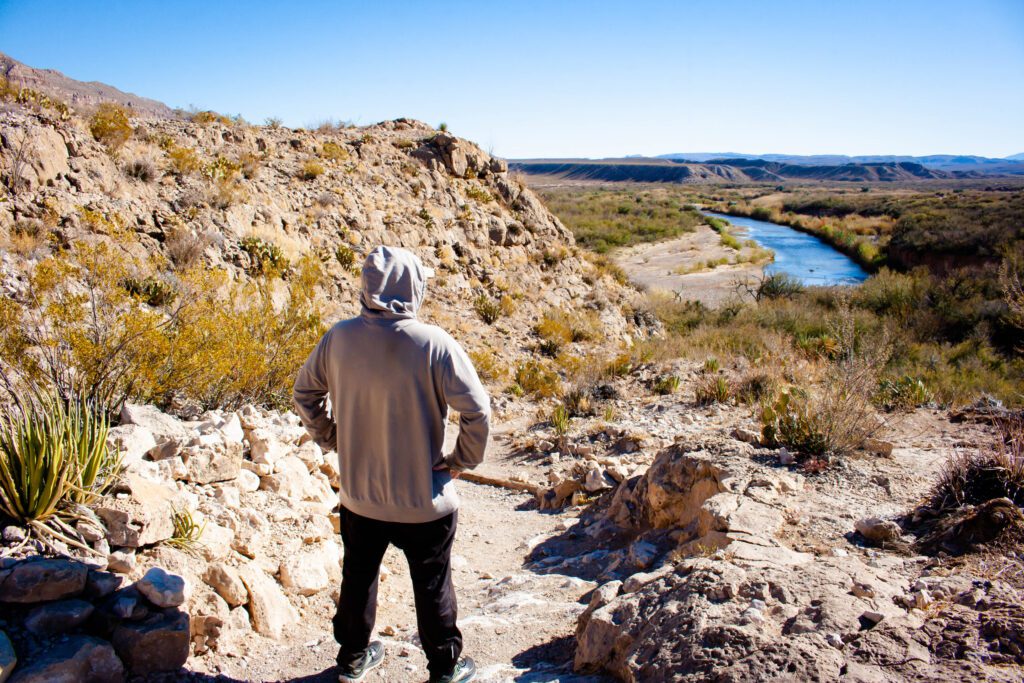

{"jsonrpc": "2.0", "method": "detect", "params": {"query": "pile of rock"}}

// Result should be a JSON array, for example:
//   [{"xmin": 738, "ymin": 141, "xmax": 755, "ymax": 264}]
[
  {"xmin": 533, "ymin": 428, "xmax": 648, "ymax": 510},
  {"xmin": 0, "ymin": 400, "xmax": 350, "ymax": 665},
  {"xmin": 0, "ymin": 558, "xmax": 188, "ymax": 681}
]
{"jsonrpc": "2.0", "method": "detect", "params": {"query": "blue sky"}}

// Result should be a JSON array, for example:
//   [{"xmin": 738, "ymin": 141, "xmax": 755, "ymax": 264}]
[{"xmin": 1, "ymin": 0, "xmax": 1022, "ymax": 158}]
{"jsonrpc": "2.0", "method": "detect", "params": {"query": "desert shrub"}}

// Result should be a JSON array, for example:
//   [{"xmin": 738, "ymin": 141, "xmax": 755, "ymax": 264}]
[
  {"xmin": 702, "ymin": 357, "xmax": 720, "ymax": 373},
  {"xmin": 438, "ymin": 122, "xmax": 449, "ymax": 132},
  {"xmin": 0, "ymin": 76, "xmax": 70, "ymax": 119},
  {"xmin": 165, "ymin": 227, "xmax": 212, "ymax": 270},
  {"xmin": 651, "ymin": 374, "xmax": 681, "ymax": 395},
  {"xmin": 320, "ymin": 141, "xmax": 348, "ymax": 162},
  {"xmin": 695, "ymin": 375, "xmax": 732, "ymax": 405},
  {"xmin": 474, "ymin": 294, "xmax": 502, "ymax": 325},
  {"xmin": 761, "ymin": 307, "xmax": 887, "ymax": 462},
  {"xmin": 205, "ymin": 156, "xmax": 242, "ymax": 181},
  {"xmin": 563, "ymin": 385, "xmax": 594, "ymax": 417},
  {"xmin": 240, "ymin": 237, "xmax": 288, "ymax": 275},
  {"xmin": 394, "ymin": 138, "xmax": 415, "ymax": 150},
  {"xmin": 335, "ymin": 244, "xmax": 358, "ymax": 271},
  {"xmin": 300, "ymin": 159, "xmax": 325, "ymax": 180},
  {"xmin": 465, "ymin": 185, "xmax": 493, "ymax": 203},
  {"xmin": 550, "ymin": 404, "xmax": 570, "ymax": 438},
  {"xmin": 511, "ymin": 360, "xmax": 561, "ymax": 398},
  {"xmin": 166, "ymin": 145, "xmax": 202, "ymax": 176},
  {"xmin": 191, "ymin": 110, "xmax": 232, "ymax": 125},
  {"xmin": 4, "ymin": 219, "xmax": 47, "ymax": 256},
  {"xmin": 0, "ymin": 233, "xmax": 326, "ymax": 411},
  {"xmin": 603, "ymin": 353, "xmax": 634, "ymax": 378},
  {"xmin": 757, "ymin": 273, "xmax": 804, "ymax": 300},
  {"xmin": 926, "ymin": 418, "xmax": 1024, "ymax": 511},
  {"xmin": 854, "ymin": 268, "xmax": 926, "ymax": 317},
  {"xmin": 237, "ymin": 152, "xmax": 262, "ymax": 179},
  {"xmin": 468, "ymin": 348, "xmax": 505, "ymax": 384},
  {"xmin": 0, "ymin": 394, "xmax": 121, "ymax": 551},
  {"xmin": 875, "ymin": 375, "xmax": 933, "ymax": 411},
  {"xmin": 208, "ymin": 175, "xmax": 245, "ymax": 208},
  {"xmin": 499, "ymin": 295, "xmax": 517, "ymax": 317},
  {"xmin": 124, "ymin": 157, "xmax": 158, "ymax": 182},
  {"xmin": 89, "ymin": 103, "xmax": 132, "ymax": 152},
  {"xmin": 123, "ymin": 275, "xmax": 177, "ymax": 307},
  {"xmin": 736, "ymin": 371, "xmax": 779, "ymax": 404},
  {"xmin": 265, "ymin": 117, "xmax": 283, "ymax": 129}
]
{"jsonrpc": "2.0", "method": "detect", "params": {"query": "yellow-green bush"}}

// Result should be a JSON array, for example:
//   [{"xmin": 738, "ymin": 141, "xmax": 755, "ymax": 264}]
[
  {"xmin": 510, "ymin": 360, "xmax": 562, "ymax": 398},
  {"xmin": 166, "ymin": 144, "xmax": 202, "ymax": 176},
  {"xmin": 0, "ymin": 234, "xmax": 326, "ymax": 412},
  {"xmin": 300, "ymin": 159, "xmax": 325, "ymax": 180},
  {"xmin": 89, "ymin": 103, "xmax": 132, "ymax": 152}
]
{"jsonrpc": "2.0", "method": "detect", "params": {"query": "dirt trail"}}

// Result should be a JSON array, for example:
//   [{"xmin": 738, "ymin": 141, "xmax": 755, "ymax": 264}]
[{"xmin": 185, "ymin": 422, "xmax": 608, "ymax": 683}]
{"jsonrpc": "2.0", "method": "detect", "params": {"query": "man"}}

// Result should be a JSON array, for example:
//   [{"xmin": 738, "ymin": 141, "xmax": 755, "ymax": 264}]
[{"xmin": 294, "ymin": 245, "xmax": 490, "ymax": 683}]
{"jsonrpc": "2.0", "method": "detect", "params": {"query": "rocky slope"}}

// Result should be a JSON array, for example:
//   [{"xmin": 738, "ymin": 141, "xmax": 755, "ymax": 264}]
[{"xmin": 0, "ymin": 51, "xmax": 176, "ymax": 118}]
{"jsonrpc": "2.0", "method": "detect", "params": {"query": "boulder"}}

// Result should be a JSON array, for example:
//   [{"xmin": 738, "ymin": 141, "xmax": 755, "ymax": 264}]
[
  {"xmin": 119, "ymin": 403, "xmax": 188, "ymax": 444},
  {"xmin": 0, "ymin": 631, "xmax": 15, "ymax": 683},
  {"xmin": 219, "ymin": 413, "xmax": 245, "ymax": 444},
  {"xmin": 24, "ymin": 599, "xmax": 94, "ymax": 636},
  {"xmin": 260, "ymin": 455, "xmax": 312, "ymax": 500},
  {"xmin": 203, "ymin": 563, "xmax": 248, "ymax": 607},
  {"xmin": 107, "ymin": 550, "xmax": 137, "ymax": 574},
  {"xmin": 855, "ymin": 517, "xmax": 902, "ymax": 545},
  {"xmin": 249, "ymin": 427, "xmax": 291, "ymax": 466},
  {"xmin": 238, "ymin": 563, "xmax": 299, "ymax": 639},
  {"xmin": 136, "ymin": 566, "xmax": 186, "ymax": 608},
  {"xmin": 95, "ymin": 474, "xmax": 175, "ymax": 547},
  {"xmin": 279, "ymin": 540, "xmax": 341, "ymax": 596},
  {"xmin": 105, "ymin": 425, "xmax": 156, "ymax": 469},
  {"xmin": 181, "ymin": 440, "xmax": 243, "ymax": 484},
  {"xmin": 110, "ymin": 609, "xmax": 189, "ymax": 676},
  {"xmin": 8, "ymin": 635, "xmax": 124, "ymax": 683},
  {"xmin": 0, "ymin": 558, "xmax": 87, "ymax": 603},
  {"xmin": 236, "ymin": 468, "xmax": 261, "ymax": 492}
]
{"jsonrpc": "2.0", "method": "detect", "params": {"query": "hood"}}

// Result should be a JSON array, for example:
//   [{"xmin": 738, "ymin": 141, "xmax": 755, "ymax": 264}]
[{"xmin": 359, "ymin": 246, "xmax": 429, "ymax": 320}]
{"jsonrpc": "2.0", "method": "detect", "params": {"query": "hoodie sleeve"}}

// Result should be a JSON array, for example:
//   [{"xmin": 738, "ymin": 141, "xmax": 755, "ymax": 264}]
[
  {"xmin": 293, "ymin": 331, "xmax": 337, "ymax": 453},
  {"xmin": 441, "ymin": 339, "xmax": 491, "ymax": 471}
]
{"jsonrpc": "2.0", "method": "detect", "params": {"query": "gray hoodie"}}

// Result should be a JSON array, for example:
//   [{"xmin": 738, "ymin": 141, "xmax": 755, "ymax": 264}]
[{"xmin": 293, "ymin": 246, "xmax": 491, "ymax": 523}]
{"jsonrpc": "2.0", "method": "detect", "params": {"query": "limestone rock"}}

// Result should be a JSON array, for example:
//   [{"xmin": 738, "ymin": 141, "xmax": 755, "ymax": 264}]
[
  {"xmin": 110, "ymin": 609, "xmax": 190, "ymax": 676},
  {"xmin": 0, "ymin": 557, "xmax": 87, "ymax": 603},
  {"xmin": 279, "ymin": 539, "xmax": 341, "ymax": 596},
  {"xmin": 105, "ymin": 424, "xmax": 156, "ymax": 470},
  {"xmin": 95, "ymin": 474, "xmax": 175, "ymax": 547},
  {"xmin": 238, "ymin": 563, "xmax": 299, "ymax": 639},
  {"xmin": 120, "ymin": 403, "xmax": 188, "ymax": 443},
  {"xmin": 855, "ymin": 517, "xmax": 902, "ymax": 545},
  {"xmin": 204, "ymin": 563, "xmax": 247, "ymax": 607},
  {"xmin": 8, "ymin": 635, "xmax": 124, "ymax": 683},
  {"xmin": 181, "ymin": 440, "xmax": 243, "ymax": 484},
  {"xmin": 249, "ymin": 427, "xmax": 291, "ymax": 466},
  {"xmin": 137, "ymin": 566, "xmax": 186, "ymax": 608},
  {"xmin": 24, "ymin": 598, "xmax": 94, "ymax": 636},
  {"xmin": 236, "ymin": 468, "xmax": 261, "ymax": 492},
  {"xmin": 260, "ymin": 455, "xmax": 311, "ymax": 500}
]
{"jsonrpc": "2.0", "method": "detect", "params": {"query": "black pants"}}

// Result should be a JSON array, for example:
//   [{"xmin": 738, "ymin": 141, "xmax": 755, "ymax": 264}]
[{"xmin": 334, "ymin": 505, "xmax": 462, "ymax": 678}]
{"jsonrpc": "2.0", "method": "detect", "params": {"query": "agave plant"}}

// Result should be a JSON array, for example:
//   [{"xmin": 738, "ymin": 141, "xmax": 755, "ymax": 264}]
[{"xmin": 0, "ymin": 394, "xmax": 121, "ymax": 553}]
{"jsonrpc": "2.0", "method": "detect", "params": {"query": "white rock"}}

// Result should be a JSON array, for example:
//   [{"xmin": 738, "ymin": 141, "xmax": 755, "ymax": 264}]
[
  {"xmin": 120, "ymin": 403, "xmax": 188, "ymax": 443},
  {"xmin": 106, "ymin": 425, "xmax": 157, "ymax": 469},
  {"xmin": 220, "ymin": 413, "xmax": 245, "ymax": 444},
  {"xmin": 204, "ymin": 563, "xmax": 248, "ymax": 607},
  {"xmin": 249, "ymin": 428, "xmax": 291, "ymax": 466},
  {"xmin": 236, "ymin": 469, "xmax": 260, "ymax": 492},
  {"xmin": 137, "ymin": 566, "xmax": 187, "ymax": 608},
  {"xmin": 107, "ymin": 550, "xmax": 136, "ymax": 574},
  {"xmin": 239, "ymin": 563, "xmax": 299, "ymax": 638}
]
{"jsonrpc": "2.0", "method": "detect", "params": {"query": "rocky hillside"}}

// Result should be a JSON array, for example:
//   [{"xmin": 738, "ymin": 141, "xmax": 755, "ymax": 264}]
[
  {"xmin": 0, "ymin": 100, "xmax": 633, "ymax": 394},
  {"xmin": 0, "ymin": 51, "xmax": 176, "ymax": 118}
]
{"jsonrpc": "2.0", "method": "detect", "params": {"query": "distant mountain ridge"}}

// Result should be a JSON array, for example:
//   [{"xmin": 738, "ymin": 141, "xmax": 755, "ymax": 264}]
[
  {"xmin": 0, "ymin": 50, "xmax": 176, "ymax": 118},
  {"xmin": 658, "ymin": 152, "xmax": 1024, "ymax": 174},
  {"xmin": 509, "ymin": 156, "xmax": 988, "ymax": 184}
]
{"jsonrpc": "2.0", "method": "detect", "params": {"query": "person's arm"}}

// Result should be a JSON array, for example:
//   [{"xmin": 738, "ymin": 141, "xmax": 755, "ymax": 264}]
[
  {"xmin": 292, "ymin": 331, "xmax": 337, "ymax": 452},
  {"xmin": 440, "ymin": 340, "xmax": 491, "ymax": 472}
]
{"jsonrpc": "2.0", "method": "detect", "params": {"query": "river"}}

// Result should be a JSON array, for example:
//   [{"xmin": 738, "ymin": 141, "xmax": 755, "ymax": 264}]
[{"xmin": 704, "ymin": 211, "xmax": 869, "ymax": 285}]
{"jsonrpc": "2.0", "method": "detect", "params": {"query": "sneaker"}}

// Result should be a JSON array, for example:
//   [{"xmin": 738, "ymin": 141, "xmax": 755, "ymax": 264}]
[
  {"xmin": 430, "ymin": 656, "xmax": 477, "ymax": 683},
  {"xmin": 338, "ymin": 641, "xmax": 385, "ymax": 682}
]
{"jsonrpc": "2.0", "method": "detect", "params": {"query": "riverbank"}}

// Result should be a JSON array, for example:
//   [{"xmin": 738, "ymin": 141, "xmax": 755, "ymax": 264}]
[
  {"xmin": 613, "ymin": 223, "xmax": 765, "ymax": 307},
  {"xmin": 706, "ymin": 204, "xmax": 884, "ymax": 271}
]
